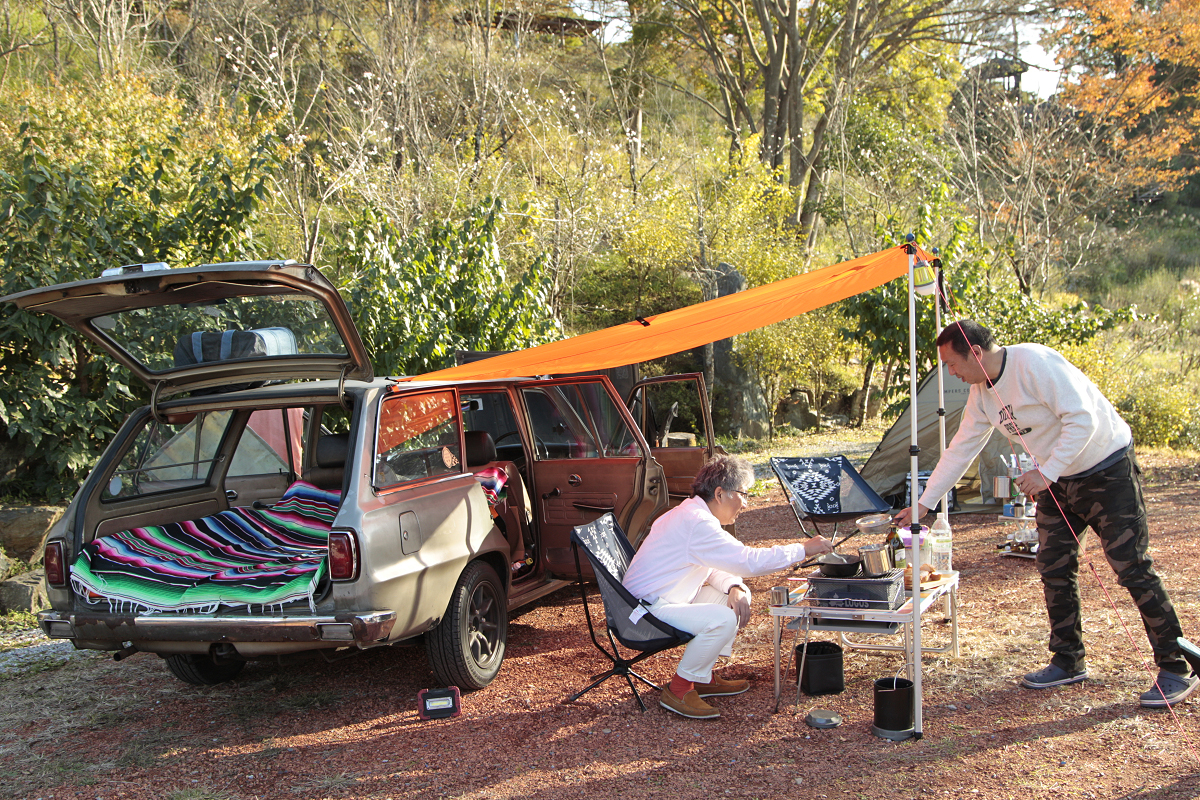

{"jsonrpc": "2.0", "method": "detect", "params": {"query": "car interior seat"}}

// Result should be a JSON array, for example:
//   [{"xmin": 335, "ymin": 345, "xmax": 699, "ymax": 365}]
[
  {"xmin": 303, "ymin": 432, "xmax": 350, "ymax": 491},
  {"xmin": 464, "ymin": 430, "xmax": 534, "ymax": 569}
]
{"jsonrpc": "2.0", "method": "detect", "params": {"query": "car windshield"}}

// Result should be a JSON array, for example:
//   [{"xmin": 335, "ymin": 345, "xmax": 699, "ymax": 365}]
[{"xmin": 90, "ymin": 292, "xmax": 346, "ymax": 373}]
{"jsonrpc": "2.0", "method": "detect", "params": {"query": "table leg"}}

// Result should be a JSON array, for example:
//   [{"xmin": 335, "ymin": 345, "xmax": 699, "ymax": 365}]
[
  {"xmin": 949, "ymin": 585, "xmax": 960, "ymax": 657},
  {"xmin": 773, "ymin": 614, "xmax": 781, "ymax": 704},
  {"xmin": 795, "ymin": 619, "xmax": 811, "ymax": 707}
]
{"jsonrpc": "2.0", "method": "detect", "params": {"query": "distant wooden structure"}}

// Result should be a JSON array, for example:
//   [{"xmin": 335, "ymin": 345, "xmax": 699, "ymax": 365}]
[
  {"xmin": 454, "ymin": 10, "xmax": 603, "ymax": 37},
  {"xmin": 967, "ymin": 57, "xmax": 1028, "ymax": 98}
]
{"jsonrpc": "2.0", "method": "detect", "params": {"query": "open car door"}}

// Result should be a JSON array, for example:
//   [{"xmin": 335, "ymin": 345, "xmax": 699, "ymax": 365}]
[
  {"xmin": 517, "ymin": 377, "xmax": 667, "ymax": 577},
  {"xmin": 626, "ymin": 373, "xmax": 717, "ymax": 515}
]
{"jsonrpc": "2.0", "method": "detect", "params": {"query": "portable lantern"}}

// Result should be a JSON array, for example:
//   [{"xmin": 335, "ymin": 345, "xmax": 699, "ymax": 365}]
[{"xmin": 417, "ymin": 687, "xmax": 461, "ymax": 720}]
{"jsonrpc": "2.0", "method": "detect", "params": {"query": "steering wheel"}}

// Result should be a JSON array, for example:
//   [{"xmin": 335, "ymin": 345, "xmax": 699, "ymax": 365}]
[{"xmin": 494, "ymin": 430, "xmax": 522, "ymax": 447}]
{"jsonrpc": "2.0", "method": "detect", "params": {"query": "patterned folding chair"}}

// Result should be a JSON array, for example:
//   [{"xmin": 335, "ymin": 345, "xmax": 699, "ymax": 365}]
[
  {"xmin": 770, "ymin": 455, "xmax": 892, "ymax": 539},
  {"xmin": 566, "ymin": 513, "xmax": 693, "ymax": 711}
]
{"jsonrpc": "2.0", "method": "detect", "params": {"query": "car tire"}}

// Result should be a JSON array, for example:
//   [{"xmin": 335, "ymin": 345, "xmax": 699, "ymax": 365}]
[
  {"xmin": 426, "ymin": 560, "xmax": 507, "ymax": 690},
  {"xmin": 164, "ymin": 653, "xmax": 246, "ymax": 685}
]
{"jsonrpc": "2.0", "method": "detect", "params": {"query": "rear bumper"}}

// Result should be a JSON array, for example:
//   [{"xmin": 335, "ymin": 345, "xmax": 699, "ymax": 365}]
[{"xmin": 37, "ymin": 609, "xmax": 397, "ymax": 648}]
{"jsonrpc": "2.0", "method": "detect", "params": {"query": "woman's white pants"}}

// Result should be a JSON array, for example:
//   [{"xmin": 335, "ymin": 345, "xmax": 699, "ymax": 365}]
[{"xmin": 647, "ymin": 584, "xmax": 745, "ymax": 683}]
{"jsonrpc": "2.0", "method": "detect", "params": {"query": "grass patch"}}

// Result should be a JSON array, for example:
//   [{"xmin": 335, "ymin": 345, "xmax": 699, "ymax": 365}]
[
  {"xmin": 290, "ymin": 773, "xmax": 359, "ymax": 793},
  {"xmin": 0, "ymin": 609, "xmax": 40, "ymax": 635},
  {"xmin": 167, "ymin": 788, "xmax": 235, "ymax": 800},
  {"xmin": 718, "ymin": 420, "xmax": 890, "ymax": 468},
  {"xmin": 116, "ymin": 730, "xmax": 187, "ymax": 769}
]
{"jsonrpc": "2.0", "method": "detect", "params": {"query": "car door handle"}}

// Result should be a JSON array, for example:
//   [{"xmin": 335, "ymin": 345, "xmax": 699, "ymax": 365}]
[
  {"xmin": 573, "ymin": 502, "xmax": 616, "ymax": 512},
  {"xmin": 542, "ymin": 487, "xmax": 561, "ymax": 499},
  {"xmin": 567, "ymin": 474, "xmax": 582, "ymax": 486},
  {"xmin": 225, "ymin": 489, "xmax": 238, "ymax": 502}
]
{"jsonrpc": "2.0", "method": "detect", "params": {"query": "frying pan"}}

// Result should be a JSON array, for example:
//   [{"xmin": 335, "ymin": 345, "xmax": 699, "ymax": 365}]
[
  {"xmin": 814, "ymin": 552, "xmax": 862, "ymax": 578},
  {"xmin": 793, "ymin": 528, "xmax": 862, "ymax": 572}
]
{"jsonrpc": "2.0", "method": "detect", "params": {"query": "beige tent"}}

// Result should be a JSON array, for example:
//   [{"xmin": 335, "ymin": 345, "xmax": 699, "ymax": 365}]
[{"xmin": 858, "ymin": 364, "xmax": 1026, "ymax": 509}]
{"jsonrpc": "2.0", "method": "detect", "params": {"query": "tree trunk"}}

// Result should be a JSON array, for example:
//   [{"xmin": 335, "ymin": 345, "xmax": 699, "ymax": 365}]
[{"xmin": 856, "ymin": 359, "xmax": 875, "ymax": 426}]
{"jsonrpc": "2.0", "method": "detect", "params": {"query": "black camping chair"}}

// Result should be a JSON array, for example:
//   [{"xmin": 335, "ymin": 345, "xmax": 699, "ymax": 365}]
[
  {"xmin": 770, "ymin": 455, "xmax": 891, "ymax": 539},
  {"xmin": 566, "ymin": 513, "xmax": 694, "ymax": 711}
]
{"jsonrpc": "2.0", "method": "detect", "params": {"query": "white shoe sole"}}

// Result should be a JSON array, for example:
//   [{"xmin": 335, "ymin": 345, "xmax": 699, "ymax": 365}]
[
  {"xmin": 695, "ymin": 684, "xmax": 751, "ymax": 698},
  {"xmin": 658, "ymin": 698, "xmax": 720, "ymax": 719},
  {"xmin": 1020, "ymin": 672, "xmax": 1087, "ymax": 689},
  {"xmin": 1140, "ymin": 677, "xmax": 1200, "ymax": 708}
]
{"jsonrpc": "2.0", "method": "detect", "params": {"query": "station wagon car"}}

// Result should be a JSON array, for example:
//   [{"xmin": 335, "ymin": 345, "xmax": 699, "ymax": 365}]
[{"xmin": 1, "ymin": 261, "xmax": 717, "ymax": 689}]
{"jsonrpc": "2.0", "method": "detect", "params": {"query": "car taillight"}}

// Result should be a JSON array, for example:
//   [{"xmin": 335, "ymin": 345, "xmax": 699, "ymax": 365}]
[
  {"xmin": 328, "ymin": 531, "xmax": 359, "ymax": 581},
  {"xmin": 45, "ymin": 541, "xmax": 68, "ymax": 587}
]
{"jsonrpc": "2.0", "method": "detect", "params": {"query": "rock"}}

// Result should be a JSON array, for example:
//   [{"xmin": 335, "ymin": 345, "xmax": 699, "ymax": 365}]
[
  {"xmin": 0, "ymin": 548, "xmax": 11, "ymax": 581},
  {"xmin": 0, "ymin": 569, "xmax": 50, "ymax": 613},
  {"xmin": 778, "ymin": 390, "xmax": 818, "ymax": 431},
  {"xmin": 0, "ymin": 505, "xmax": 65, "ymax": 563}
]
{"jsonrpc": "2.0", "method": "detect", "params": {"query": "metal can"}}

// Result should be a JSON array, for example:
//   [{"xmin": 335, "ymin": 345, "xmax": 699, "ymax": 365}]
[{"xmin": 770, "ymin": 586, "xmax": 790, "ymax": 606}]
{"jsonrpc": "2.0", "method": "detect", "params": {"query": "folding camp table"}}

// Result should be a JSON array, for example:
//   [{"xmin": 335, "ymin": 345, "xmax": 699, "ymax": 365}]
[{"xmin": 770, "ymin": 572, "xmax": 961, "ymax": 709}]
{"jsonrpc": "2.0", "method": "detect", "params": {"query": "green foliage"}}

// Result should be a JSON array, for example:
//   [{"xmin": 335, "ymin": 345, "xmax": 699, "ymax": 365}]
[
  {"xmin": 844, "ymin": 186, "xmax": 1136, "ymax": 413},
  {"xmin": 1117, "ymin": 385, "xmax": 1200, "ymax": 449},
  {"xmin": 0, "ymin": 609, "xmax": 40, "ymax": 637},
  {"xmin": 1058, "ymin": 337, "xmax": 1200, "ymax": 451},
  {"xmin": 0, "ymin": 126, "xmax": 280, "ymax": 498},
  {"xmin": 328, "ymin": 199, "xmax": 561, "ymax": 377},
  {"xmin": 737, "ymin": 321, "xmax": 805, "ymax": 440}
]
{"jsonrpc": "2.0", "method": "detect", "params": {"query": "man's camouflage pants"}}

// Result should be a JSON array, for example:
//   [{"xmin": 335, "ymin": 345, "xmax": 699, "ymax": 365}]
[{"xmin": 1034, "ymin": 451, "xmax": 1188, "ymax": 675}]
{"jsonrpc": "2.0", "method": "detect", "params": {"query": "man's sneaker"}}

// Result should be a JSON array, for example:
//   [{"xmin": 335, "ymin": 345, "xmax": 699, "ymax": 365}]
[
  {"xmin": 1139, "ymin": 670, "xmax": 1200, "ymax": 708},
  {"xmin": 694, "ymin": 674, "xmax": 751, "ymax": 697},
  {"xmin": 659, "ymin": 689, "xmax": 720, "ymax": 719},
  {"xmin": 1021, "ymin": 663, "xmax": 1088, "ymax": 689}
]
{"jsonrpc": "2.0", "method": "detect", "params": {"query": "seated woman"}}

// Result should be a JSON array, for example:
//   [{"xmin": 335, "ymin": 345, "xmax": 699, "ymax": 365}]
[{"xmin": 622, "ymin": 455, "xmax": 833, "ymax": 719}]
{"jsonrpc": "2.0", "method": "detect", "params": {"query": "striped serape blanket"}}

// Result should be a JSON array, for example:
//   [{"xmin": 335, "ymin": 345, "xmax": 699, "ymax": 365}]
[{"xmin": 71, "ymin": 481, "xmax": 342, "ymax": 613}]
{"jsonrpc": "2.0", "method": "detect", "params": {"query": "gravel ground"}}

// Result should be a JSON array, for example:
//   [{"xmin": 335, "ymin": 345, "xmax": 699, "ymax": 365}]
[
  {"xmin": 0, "ymin": 637, "xmax": 100, "ymax": 678},
  {"xmin": 2, "ymin": 448, "xmax": 1198, "ymax": 800}
]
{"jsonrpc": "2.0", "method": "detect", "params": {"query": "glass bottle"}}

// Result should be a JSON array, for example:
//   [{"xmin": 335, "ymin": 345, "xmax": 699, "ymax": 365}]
[{"xmin": 886, "ymin": 526, "xmax": 906, "ymax": 570}]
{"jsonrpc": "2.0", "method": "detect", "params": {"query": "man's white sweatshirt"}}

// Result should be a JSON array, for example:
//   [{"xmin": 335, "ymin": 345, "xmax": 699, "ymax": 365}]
[{"xmin": 918, "ymin": 343, "xmax": 1131, "ymax": 507}]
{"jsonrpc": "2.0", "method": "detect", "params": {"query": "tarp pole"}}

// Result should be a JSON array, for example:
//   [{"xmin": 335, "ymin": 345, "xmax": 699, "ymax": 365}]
[
  {"xmin": 934, "ymin": 260, "xmax": 948, "ymax": 512},
  {"xmin": 906, "ymin": 240, "xmax": 923, "ymax": 738}
]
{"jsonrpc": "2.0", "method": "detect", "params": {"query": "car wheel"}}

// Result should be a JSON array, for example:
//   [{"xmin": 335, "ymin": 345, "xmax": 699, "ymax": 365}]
[
  {"xmin": 426, "ymin": 560, "xmax": 507, "ymax": 690},
  {"xmin": 164, "ymin": 653, "xmax": 246, "ymax": 686}
]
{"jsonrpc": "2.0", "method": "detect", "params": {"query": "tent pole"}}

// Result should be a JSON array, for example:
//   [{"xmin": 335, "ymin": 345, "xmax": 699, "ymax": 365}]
[{"xmin": 906, "ymin": 239, "xmax": 923, "ymax": 739}]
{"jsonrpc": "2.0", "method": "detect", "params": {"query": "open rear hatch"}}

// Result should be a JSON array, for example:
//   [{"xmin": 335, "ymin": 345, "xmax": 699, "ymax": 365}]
[{"xmin": 0, "ymin": 261, "xmax": 373, "ymax": 399}]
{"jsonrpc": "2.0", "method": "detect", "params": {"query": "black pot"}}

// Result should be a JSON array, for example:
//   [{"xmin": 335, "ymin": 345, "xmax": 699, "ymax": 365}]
[{"xmin": 817, "ymin": 553, "xmax": 862, "ymax": 578}]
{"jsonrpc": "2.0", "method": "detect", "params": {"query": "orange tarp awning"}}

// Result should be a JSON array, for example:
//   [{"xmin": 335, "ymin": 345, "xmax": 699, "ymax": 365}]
[{"xmin": 408, "ymin": 244, "xmax": 931, "ymax": 382}]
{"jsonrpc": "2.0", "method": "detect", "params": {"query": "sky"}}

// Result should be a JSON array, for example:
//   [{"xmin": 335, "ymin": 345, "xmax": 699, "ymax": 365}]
[
  {"xmin": 578, "ymin": 3, "xmax": 1067, "ymax": 100},
  {"xmin": 1020, "ymin": 37, "xmax": 1065, "ymax": 99}
]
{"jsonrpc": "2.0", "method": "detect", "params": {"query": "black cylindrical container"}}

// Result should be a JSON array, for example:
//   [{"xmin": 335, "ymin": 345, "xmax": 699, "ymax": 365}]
[
  {"xmin": 872, "ymin": 676, "xmax": 915, "ymax": 740},
  {"xmin": 796, "ymin": 641, "xmax": 844, "ymax": 695}
]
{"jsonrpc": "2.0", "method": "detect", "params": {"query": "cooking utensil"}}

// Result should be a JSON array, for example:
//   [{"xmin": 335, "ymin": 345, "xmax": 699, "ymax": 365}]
[
  {"xmin": 858, "ymin": 543, "xmax": 892, "ymax": 577},
  {"xmin": 855, "ymin": 512, "xmax": 893, "ymax": 537},
  {"xmin": 816, "ymin": 552, "xmax": 862, "ymax": 578},
  {"xmin": 792, "ymin": 528, "xmax": 861, "ymax": 571}
]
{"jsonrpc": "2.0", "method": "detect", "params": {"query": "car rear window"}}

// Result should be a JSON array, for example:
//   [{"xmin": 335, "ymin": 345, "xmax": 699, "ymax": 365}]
[{"xmin": 103, "ymin": 410, "xmax": 232, "ymax": 500}]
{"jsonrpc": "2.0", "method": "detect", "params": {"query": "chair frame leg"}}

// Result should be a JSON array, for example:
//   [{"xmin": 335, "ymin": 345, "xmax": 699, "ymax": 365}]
[{"xmin": 567, "ymin": 543, "xmax": 669, "ymax": 712}]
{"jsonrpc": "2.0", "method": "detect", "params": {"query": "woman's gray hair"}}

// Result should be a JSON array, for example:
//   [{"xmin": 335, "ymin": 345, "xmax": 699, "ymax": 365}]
[{"xmin": 692, "ymin": 455, "xmax": 755, "ymax": 500}]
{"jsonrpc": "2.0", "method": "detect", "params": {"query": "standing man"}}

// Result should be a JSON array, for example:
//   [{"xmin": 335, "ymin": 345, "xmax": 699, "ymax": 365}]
[
  {"xmin": 895, "ymin": 320, "xmax": 1197, "ymax": 708},
  {"xmin": 623, "ymin": 455, "xmax": 833, "ymax": 719}
]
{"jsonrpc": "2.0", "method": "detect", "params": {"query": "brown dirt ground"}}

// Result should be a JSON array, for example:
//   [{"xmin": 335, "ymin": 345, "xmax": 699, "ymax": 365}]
[{"xmin": 3, "ymin": 452, "xmax": 1200, "ymax": 800}]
